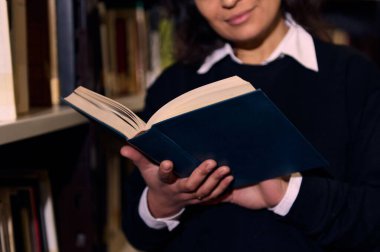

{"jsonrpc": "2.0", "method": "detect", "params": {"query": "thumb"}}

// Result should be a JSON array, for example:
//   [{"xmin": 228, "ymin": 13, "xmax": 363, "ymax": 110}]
[
  {"xmin": 120, "ymin": 145, "xmax": 152, "ymax": 168},
  {"xmin": 158, "ymin": 160, "xmax": 177, "ymax": 184}
]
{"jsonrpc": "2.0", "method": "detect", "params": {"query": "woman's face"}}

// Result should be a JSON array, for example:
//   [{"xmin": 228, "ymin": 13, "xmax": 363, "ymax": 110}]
[{"xmin": 194, "ymin": 0, "xmax": 285, "ymax": 46}]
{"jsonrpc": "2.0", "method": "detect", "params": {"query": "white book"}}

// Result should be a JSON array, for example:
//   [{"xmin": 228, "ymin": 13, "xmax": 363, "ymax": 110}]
[
  {"xmin": 0, "ymin": 0, "xmax": 17, "ymax": 121},
  {"xmin": 0, "ymin": 188, "xmax": 16, "ymax": 252},
  {"xmin": 39, "ymin": 174, "xmax": 59, "ymax": 252}
]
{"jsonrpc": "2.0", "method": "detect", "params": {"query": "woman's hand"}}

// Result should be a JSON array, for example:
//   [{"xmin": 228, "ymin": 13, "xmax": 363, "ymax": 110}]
[
  {"xmin": 220, "ymin": 177, "xmax": 289, "ymax": 209},
  {"xmin": 120, "ymin": 145, "xmax": 234, "ymax": 218}
]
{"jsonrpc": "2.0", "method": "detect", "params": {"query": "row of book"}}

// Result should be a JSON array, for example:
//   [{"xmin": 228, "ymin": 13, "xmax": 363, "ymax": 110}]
[
  {"xmin": 0, "ymin": 0, "xmax": 175, "ymax": 121},
  {"xmin": 98, "ymin": 1, "xmax": 174, "ymax": 98},
  {"xmin": 0, "ymin": 170, "xmax": 58, "ymax": 252}
]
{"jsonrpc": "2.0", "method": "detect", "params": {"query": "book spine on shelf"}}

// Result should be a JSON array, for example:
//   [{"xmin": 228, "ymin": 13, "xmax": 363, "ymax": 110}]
[
  {"xmin": 26, "ymin": 0, "xmax": 52, "ymax": 107},
  {"xmin": 10, "ymin": 0, "xmax": 29, "ymax": 114},
  {"xmin": 56, "ymin": 0, "xmax": 75, "ymax": 99},
  {"xmin": 0, "ymin": 0, "xmax": 17, "ymax": 121}
]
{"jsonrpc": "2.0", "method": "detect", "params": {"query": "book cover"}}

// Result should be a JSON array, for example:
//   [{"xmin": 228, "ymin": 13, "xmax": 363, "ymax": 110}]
[
  {"xmin": 128, "ymin": 90, "xmax": 328, "ymax": 188},
  {"xmin": 64, "ymin": 77, "xmax": 329, "ymax": 188}
]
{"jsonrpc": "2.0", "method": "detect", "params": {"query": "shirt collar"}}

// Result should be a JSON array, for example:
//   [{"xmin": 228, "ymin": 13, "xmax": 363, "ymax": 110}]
[{"xmin": 197, "ymin": 14, "xmax": 319, "ymax": 74}]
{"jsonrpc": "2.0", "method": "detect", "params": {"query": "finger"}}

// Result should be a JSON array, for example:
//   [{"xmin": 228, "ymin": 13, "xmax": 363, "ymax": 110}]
[
  {"xmin": 158, "ymin": 160, "xmax": 177, "ymax": 184},
  {"xmin": 201, "ymin": 175, "xmax": 234, "ymax": 204},
  {"xmin": 206, "ymin": 175, "xmax": 234, "ymax": 200},
  {"xmin": 120, "ymin": 145, "xmax": 152, "ymax": 168},
  {"xmin": 195, "ymin": 166, "xmax": 231, "ymax": 199},
  {"xmin": 178, "ymin": 160, "xmax": 217, "ymax": 192}
]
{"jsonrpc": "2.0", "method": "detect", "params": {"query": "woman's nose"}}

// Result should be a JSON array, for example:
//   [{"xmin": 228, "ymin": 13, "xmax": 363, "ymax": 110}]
[{"xmin": 221, "ymin": 0, "xmax": 240, "ymax": 8}]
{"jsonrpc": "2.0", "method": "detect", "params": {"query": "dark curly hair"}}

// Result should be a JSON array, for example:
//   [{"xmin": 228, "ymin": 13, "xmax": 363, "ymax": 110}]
[{"xmin": 161, "ymin": 0, "xmax": 329, "ymax": 64}]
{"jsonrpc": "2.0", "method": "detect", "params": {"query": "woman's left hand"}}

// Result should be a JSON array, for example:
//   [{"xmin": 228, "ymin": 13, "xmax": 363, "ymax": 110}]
[{"xmin": 219, "ymin": 177, "xmax": 289, "ymax": 209}]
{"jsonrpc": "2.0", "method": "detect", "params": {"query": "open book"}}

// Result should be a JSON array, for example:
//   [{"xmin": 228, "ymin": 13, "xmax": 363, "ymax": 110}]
[{"xmin": 64, "ymin": 76, "xmax": 328, "ymax": 188}]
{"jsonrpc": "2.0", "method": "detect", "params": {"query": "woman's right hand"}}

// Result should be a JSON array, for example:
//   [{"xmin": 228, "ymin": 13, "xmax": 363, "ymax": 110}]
[{"xmin": 120, "ymin": 145, "xmax": 233, "ymax": 218}]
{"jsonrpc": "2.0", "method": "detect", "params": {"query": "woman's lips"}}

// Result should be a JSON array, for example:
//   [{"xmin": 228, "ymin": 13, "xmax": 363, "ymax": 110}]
[{"xmin": 225, "ymin": 8, "xmax": 254, "ymax": 26}]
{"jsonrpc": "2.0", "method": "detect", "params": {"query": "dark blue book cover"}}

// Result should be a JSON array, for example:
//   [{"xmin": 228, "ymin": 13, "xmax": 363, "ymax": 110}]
[
  {"xmin": 128, "ymin": 90, "xmax": 328, "ymax": 188},
  {"xmin": 64, "ymin": 81, "xmax": 329, "ymax": 188}
]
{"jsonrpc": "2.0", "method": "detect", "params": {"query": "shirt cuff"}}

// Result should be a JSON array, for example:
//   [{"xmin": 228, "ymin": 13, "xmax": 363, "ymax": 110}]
[
  {"xmin": 268, "ymin": 173, "xmax": 302, "ymax": 216},
  {"xmin": 138, "ymin": 187, "xmax": 185, "ymax": 231}
]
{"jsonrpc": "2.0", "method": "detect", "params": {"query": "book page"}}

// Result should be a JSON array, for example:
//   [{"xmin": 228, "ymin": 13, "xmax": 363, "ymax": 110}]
[
  {"xmin": 64, "ymin": 86, "xmax": 146, "ymax": 139},
  {"xmin": 146, "ymin": 76, "xmax": 255, "ymax": 128},
  {"xmin": 64, "ymin": 76, "xmax": 255, "ymax": 139},
  {"xmin": 78, "ymin": 86, "xmax": 145, "ymax": 126}
]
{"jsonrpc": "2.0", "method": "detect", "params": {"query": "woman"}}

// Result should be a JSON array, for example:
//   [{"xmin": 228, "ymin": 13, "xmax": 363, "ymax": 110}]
[{"xmin": 120, "ymin": 0, "xmax": 380, "ymax": 251}]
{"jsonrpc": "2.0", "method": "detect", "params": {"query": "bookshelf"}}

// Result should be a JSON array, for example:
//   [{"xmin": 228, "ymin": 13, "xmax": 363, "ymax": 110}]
[
  {"xmin": 0, "ymin": 106, "xmax": 86, "ymax": 145},
  {"xmin": 0, "ymin": 96, "xmax": 144, "ymax": 251},
  {"xmin": 0, "ymin": 94, "xmax": 145, "ymax": 145},
  {"xmin": 1, "ymin": 0, "xmax": 151, "ymax": 250}
]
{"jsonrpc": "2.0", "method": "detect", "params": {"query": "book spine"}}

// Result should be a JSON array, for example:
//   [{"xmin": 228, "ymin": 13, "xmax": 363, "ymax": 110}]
[
  {"xmin": 0, "ymin": 0, "xmax": 17, "ymax": 121},
  {"xmin": 10, "ymin": 0, "xmax": 29, "ymax": 114},
  {"xmin": 26, "ymin": 0, "xmax": 52, "ymax": 107},
  {"xmin": 56, "ymin": 0, "xmax": 75, "ymax": 98}
]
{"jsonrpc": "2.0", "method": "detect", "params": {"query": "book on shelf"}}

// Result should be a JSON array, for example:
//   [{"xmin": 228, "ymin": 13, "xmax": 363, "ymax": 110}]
[
  {"xmin": 73, "ymin": 0, "xmax": 103, "ymax": 94},
  {"xmin": 56, "ymin": 0, "xmax": 103, "ymax": 102},
  {"xmin": 9, "ymin": 0, "xmax": 30, "ymax": 114},
  {"xmin": 64, "ymin": 76, "xmax": 328, "ymax": 188},
  {"xmin": 0, "ymin": 171, "xmax": 58, "ymax": 252},
  {"xmin": 10, "ymin": 188, "xmax": 34, "ymax": 252},
  {"xmin": 26, "ymin": 0, "xmax": 52, "ymax": 107},
  {"xmin": 0, "ymin": 185, "xmax": 40, "ymax": 252},
  {"xmin": 47, "ymin": 0, "xmax": 60, "ymax": 105},
  {"xmin": 0, "ymin": 0, "xmax": 17, "ymax": 121},
  {"xmin": 145, "ymin": 4, "xmax": 175, "ymax": 87},
  {"xmin": 56, "ymin": 0, "xmax": 75, "ymax": 100},
  {"xmin": 6, "ymin": 0, "xmax": 60, "ymax": 114},
  {"xmin": 0, "ymin": 188, "xmax": 16, "ymax": 252},
  {"xmin": 37, "ymin": 173, "xmax": 59, "ymax": 252},
  {"xmin": 100, "ymin": 4, "xmax": 148, "ymax": 97}
]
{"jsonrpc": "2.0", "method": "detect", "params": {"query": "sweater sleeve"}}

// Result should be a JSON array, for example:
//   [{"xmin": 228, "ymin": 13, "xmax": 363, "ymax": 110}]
[
  {"xmin": 122, "ymin": 168, "xmax": 179, "ymax": 251},
  {"xmin": 283, "ymin": 52, "xmax": 380, "ymax": 251}
]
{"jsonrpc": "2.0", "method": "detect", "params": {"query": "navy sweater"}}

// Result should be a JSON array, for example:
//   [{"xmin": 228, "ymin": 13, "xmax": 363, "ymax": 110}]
[{"xmin": 122, "ymin": 38, "xmax": 380, "ymax": 252}]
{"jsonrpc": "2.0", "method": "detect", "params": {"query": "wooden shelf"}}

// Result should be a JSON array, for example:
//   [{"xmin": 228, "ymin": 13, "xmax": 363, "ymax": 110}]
[{"xmin": 0, "ymin": 93, "xmax": 145, "ymax": 145}]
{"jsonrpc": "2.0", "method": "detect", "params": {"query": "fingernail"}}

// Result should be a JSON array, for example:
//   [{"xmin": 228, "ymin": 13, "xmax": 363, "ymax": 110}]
[
  {"xmin": 226, "ymin": 175, "xmax": 234, "ymax": 182},
  {"xmin": 220, "ymin": 166, "xmax": 230, "ymax": 174},
  {"xmin": 162, "ymin": 165, "xmax": 171, "ymax": 173},
  {"xmin": 205, "ymin": 160, "xmax": 215, "ymax": 172}
]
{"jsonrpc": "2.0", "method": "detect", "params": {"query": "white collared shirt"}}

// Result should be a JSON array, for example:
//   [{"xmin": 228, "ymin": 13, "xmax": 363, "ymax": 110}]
[
  {"xmin": 197, "ymin": 14, "xmax": 318, "ymax": 74},
  {"xmin": 138, "ymin": 15, "xmax": 319, "ymax": 231}
]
